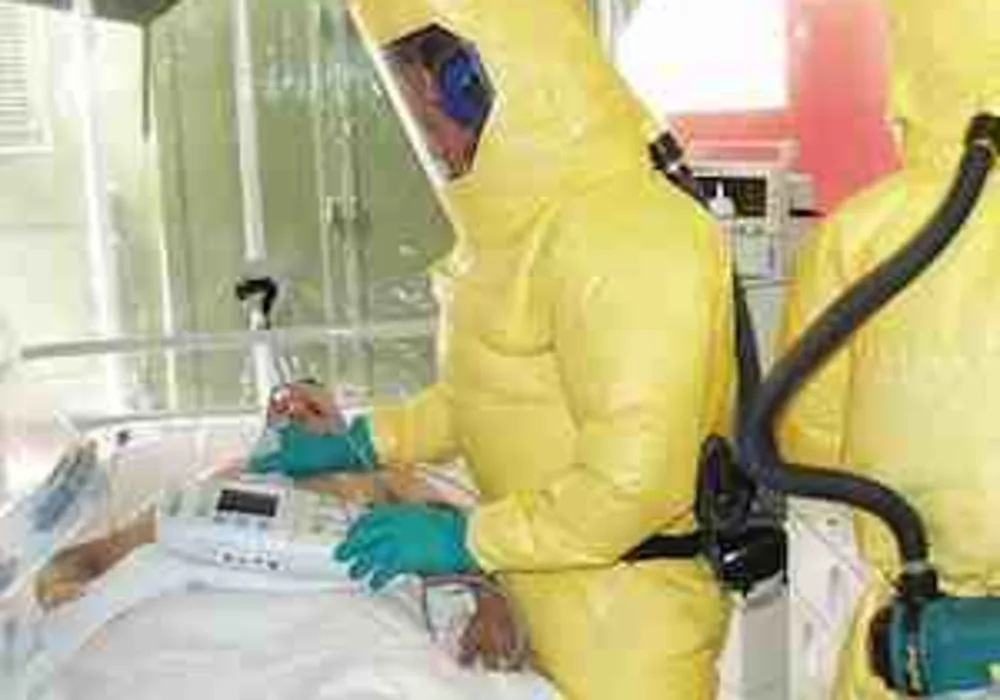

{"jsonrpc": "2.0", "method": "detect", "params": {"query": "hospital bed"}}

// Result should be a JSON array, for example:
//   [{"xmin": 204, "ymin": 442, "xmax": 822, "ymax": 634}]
[
  {"xmin": 0, "ymin": 322, "xmax": 865, "ymax": 700},
  {"xmin": 0, "ymin": 334, "xmax": 558, "ymax": 700}
]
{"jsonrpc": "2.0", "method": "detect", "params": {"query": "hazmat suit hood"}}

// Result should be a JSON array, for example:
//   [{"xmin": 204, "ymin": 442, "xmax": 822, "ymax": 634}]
[
  {"xmin": 886, "ymin": 0, "xmax": 1000, "ymax": 168},
  {"xmin": 347, "ymin": 0, "xmax": 654, "ymax": 250}
]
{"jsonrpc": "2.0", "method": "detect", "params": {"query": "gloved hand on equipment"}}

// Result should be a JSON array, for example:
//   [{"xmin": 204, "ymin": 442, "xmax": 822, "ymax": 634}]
[
  {"xmin": 334, "ymin": 503, "xmax": 478, "ymax": 591},
  {"xmin": 248, "ymin": 382, "xmax": 377, "ymax": 477}
]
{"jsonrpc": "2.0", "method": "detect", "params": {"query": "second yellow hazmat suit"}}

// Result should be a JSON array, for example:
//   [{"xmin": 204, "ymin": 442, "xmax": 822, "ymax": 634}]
[
  {"xmin": 778, "ymin": 1, "xmax": 1000, "ymax": 697},
  {"xmin": 345, "ymin": 0, "xmax": 735, "ymax": 697}
]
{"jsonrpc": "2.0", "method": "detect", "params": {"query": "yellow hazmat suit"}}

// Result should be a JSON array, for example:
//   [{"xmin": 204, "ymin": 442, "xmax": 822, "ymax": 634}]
[
  {"xmin": 778, "ymin": 1, "xmax": 1000, "ymax": 697},
  {"xmin": 345, "ymin": 0, "xmax": 735, "ymax": 697}
]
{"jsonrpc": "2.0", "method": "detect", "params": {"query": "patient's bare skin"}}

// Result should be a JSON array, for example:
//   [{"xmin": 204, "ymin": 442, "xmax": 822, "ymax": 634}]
[
  {"xmin": 34, "ymin": 471, "xmax": 428, "ymax": 609},
  {"xmin": 35, "ymin": 515, "xmax": 156, "ymax": 609},
  {"xmin": 37, "ymin": 379, "xmax": 447, "ymax": 610},
  {"xmin": 36, "ymin": 381, "xmax": 525, "ymax": 670},
  {"xmin": 458, "ymin": 582, "xmax": 529, "ymax": 671},
  {"xmin": 35, "ymin": 469, "xmax": 526, "ymax": 671}
]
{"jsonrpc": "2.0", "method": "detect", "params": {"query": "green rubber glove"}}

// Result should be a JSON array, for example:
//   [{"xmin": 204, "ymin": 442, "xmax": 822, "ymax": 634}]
[
  {"xmin": 248, "ymin": 416, "xmax": 376, "ymax": 477},
  {"xmin": 334, "ymin": 503, "xmax": 478, "ymax": 591}
]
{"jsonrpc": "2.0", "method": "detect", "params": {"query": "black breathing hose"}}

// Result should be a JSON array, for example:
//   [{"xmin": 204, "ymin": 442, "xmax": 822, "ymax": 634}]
[{"xmin": 739, "ymin": 114, "xmax": 1000, "ymax": 570}]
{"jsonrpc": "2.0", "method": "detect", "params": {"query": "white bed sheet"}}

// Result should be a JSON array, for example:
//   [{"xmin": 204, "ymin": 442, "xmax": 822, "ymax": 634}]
[
  {"xmin": 15, "ymin": 419, "xmax": 555, "ymax": 700},
  {"xmin": 34, "ymin": 587, "xmax": 556, "ymax": 700}
]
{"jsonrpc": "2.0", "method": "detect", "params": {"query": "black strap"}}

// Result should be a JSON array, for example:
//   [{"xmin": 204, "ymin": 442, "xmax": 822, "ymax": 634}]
[
  {"xmin": 622, "ymin": 133, "xmax": 764, "ymax": 563},
  {"xmin": 649, "ymin": 131, "xmax": 762, "ymax": 418},
  {"xmin": 624, "ymin": 532, "xmax": 703, "ymax": 561}
]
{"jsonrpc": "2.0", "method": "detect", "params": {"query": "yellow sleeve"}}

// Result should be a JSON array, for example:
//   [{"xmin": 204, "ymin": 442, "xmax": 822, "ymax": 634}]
[
  {"xmin": 370, "ymin": 382, "xmax": 460, "ymax": 468},
  {"xmin": 777, "ymin": 220, "xmax": 853, "ymax": 466},
  {"xmin": 470, "ymin": 210, "xmax": 733, "ymax": 571}
]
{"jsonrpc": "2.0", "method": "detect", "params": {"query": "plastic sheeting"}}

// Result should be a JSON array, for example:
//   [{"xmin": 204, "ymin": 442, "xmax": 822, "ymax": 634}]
[
  {"xmin": 1, "ymin": 0, "xmax": 453, "ymax": 425},
  {"xmin": 145, "ymin": 0, "xmax": 452, "ymax": 407}
]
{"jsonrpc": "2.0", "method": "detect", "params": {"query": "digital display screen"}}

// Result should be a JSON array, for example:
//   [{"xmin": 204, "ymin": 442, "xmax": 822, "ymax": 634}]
[{"xmin": 216, "ymin": 489, "xmax": 278, "ymax": 518}]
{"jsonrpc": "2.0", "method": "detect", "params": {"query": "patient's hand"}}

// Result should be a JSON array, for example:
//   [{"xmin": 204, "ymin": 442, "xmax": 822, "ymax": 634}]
[{"xmin": 458, "ymin": 583, "xmax": 529, "ymax": 672}]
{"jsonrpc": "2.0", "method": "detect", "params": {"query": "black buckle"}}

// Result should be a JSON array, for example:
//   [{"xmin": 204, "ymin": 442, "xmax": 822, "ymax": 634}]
[
  {"xmin": 623, "ymin": 435, "xmax": 786, "ymax": 596},
  {"xmin": 649, "ymin": 131, "xmax": 686, "ymax": 175}
]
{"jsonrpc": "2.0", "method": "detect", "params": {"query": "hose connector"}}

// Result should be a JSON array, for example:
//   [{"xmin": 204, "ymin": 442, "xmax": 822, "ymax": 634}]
[
  {"xmin": 649, "ymin": 131, "xmax": 687, "ymax": 176},
  {"xmin": 899, "ymin": 565, "xmax": 941, "ymax": 603},
  {"xmin": 966, "ymin": 113, "xmax": 1000, "ymax": 159}
]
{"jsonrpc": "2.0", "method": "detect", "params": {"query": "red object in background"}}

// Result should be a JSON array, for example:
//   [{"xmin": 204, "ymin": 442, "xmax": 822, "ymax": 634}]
[{"xmin": 672, "ymin": 0, "xmax": 900, "ymax": 212}]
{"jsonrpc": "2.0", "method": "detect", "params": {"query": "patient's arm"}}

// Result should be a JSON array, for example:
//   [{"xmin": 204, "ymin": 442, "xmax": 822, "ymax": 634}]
[
  {"xmin": 299, "ymin": 469, "xmax": 451, "ymax": 505},
  {"xmin": 36, "ymin": 470, "xmax": 528, "ymax": 672},
  {"xmin": 36, "ymin": 469, "xmax": 464, "ymax": 608},
  {"xmin": 35, "ymin": 515, "xmax": 156, "ymax": 609},
  {"xmin": 35, "ymin": 471, "xmax": 433, "ymax": 609}
]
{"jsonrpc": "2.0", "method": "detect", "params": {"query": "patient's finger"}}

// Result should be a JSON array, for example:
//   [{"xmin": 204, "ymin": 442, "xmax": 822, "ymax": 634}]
[
  {"xmin": 491, "ymin": 614, "xmax": 516, "ymax": 670},
  {"xmin": 459, "ymin": 614, "xmax": 487, "ymax": 668}
]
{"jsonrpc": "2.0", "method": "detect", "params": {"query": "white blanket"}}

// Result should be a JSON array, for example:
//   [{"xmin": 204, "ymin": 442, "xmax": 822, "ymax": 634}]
[
  {"xmin": 35, "ymin": 587, "xmax": 555, "ymax": 700},
  {"xmin": 10, "ymin": 422, "xmax": 554, "ymax": 699}
]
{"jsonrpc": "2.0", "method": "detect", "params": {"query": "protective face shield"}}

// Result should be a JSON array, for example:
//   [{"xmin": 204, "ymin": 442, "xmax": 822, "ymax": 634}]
[
  {"xmin": 381, "ymin": 25, "xmax": 494, "ymax": 182},
  {"xmin": 347, "ymin": 0, "xmax": 653, "ymax": 242}
]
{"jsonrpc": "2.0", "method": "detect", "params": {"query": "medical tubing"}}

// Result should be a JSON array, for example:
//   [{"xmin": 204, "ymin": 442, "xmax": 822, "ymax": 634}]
[{"xmin": 740, "ymin": 114, "xmax": 1000, "ymax": 568}]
